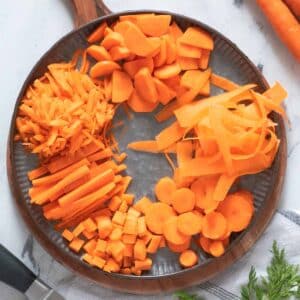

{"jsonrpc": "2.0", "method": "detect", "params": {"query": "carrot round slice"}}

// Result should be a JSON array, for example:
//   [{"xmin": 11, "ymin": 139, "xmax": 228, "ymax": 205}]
[
  {"xmin": 209, "ymin": 240, "xmax": 225, "ymax": 257},
  {"xmin": 167, "ymin": 238, "xmax": 191, "ymax": 253},
  {"xmin": 90, "ymin": 61, "xmax": 120, "ymax": 78},
  {"xmin": 177, "ymin": 212, "xmax": 202, "ymax": 235},
  {"xmin": 202, "ymin": 211, "xmax": 227, "ymax": 239},
  {"xmin": 233, "ymin": 190, "xmax": 254, "ymax": 206},
  {"xmin": 217, "ymin": 193, "xmax": 254, "ymax": 232},
  {"xmin": 171, "ymin": 188, "xmax": 196, "ymax": 214},
  {"xmin": 198, "ymin": 236, "xmax": 211, "ymax": 253},
  {"xmin": 179, "ymin": 249, "xmax": 198, "ymax": 268},
  {"xmin": 163, "ymin": 216, "xmax": 190, "ymax": 245},
  {"xmin": 154, "ymin": 62, "xmax": 181, "ymax": 79},
  {"xmin": 145, "ymin": 202, "xmax": 175, "ymax": 234},
  {"xmin": 154, "ymin": 176, "xmax": 177, "ymax": 205}
]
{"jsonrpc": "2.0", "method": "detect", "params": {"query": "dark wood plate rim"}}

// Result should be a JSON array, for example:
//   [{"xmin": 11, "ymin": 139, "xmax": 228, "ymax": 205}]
[{"xmin": 7, "ymin": 9, "xmax": 287, "ymax": 294}]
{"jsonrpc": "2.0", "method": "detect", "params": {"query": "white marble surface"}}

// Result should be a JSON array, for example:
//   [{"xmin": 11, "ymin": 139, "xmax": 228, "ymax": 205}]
[{"xmin": 0, "ymin": 0, "xmax": 299, "ymax": 298}]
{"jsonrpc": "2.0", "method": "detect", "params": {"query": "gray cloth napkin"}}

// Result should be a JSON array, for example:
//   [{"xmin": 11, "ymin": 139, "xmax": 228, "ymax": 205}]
[{"xmin": 50, "ymin": 210, "xmax": 299, "ymax": 300}]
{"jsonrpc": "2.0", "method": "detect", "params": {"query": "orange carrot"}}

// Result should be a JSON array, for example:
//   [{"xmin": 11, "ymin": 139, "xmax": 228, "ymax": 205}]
[
  {"xmin": 97, "ymin": 215, "xmax": 113, "ymax": 239},
  {"xmin": 171, "ymin": 188, "xmax": 196, "ymax": 213},
  {"xmin": 101, "ymin": 32, "xmax": 123, "ymax": 50},
  {"xmin": 90, "ymin": 61, "xmax": 121, "ymax": 78},
  {"xmin": 146, "ymin": 235, "xmax": 162, "ymax": 253},
  {"xmin": 179, "ymin": 250, "xmax": 198, "ymax": 268},
  {"xmin": 199, "ymin": 49, "xmax": 211, "ymax": 69},
  {"xmin": 154, "ymin": 62, "xmax": 181, "ymax": 79},
  {"xmin": 127, "ymin": 89, "xmax": 158, "ymax": 113},
  {"xmin": 86, "ymin": 45, "xmax": 112, "ymax": 61},
  {"xmin": 58, "ymin": 169, "xmax": 114, "ymax": 206},
  {"xmin": 109, "ymin": 46, "xmax": 131, "ymax": 61},
  {"xmin": 87, "ymin": 22, "xmax": 107, "ymax": 43},
  {"xmin": 154, "ymin": 177, "xmax": 177, "ymax": 205},
  {"xmin": 210, "ymin": 73, "xmax": 239, "ymax": 91},
  {"xmin": 177, "ymin": 212, "xmax": 202, "ymax": 235},
  {"xmin": 163, "ymin": 216, "xmax": 190, "ymax": 245},
  {"xmin": 112, "ymin": 70, "xmax": 133, "ymax": 103},
  {"xmin": 123, "ymin": 57, "xmax": 154, "ymax": 78},
  {"xmin": 198, "ymin": 236, "xmax": 211, "ymax": 253},
  {"xmin": 177, "ymin": 57, "xmax": 199, "ymax": 70},
  {"xmin": 202, "ymin": 212, "xmax": 227, "ymax": 239},
  {"xmin": 209, "ymin": 240, "xmax": 225, "ymax": 257},
  {"xmin": 217, "ymin": 192, "xmax": 254, "ymax": 232},
  {"xmin": 145, "ymin": 202, "xmax": 175, "ymax": 234},
  {"xmin": 134, "ymin": 239, "xmax": 147, "ymax": 260},
  {"xmin": 127, "ymin": 140, "xmax": 159, "ymax": 153},
  {"xmin": 69, "ymin": 238, "xmax": 85, "ymax": 252},
  {"xmin": 284, "ymin": 0, "xmax": 300, "ymax": 17},
  {"xmin": 257, "ymin": 0, "xmax": 300, "ymax": 61},
  {"xmin": 136, "ymin": 14, "xmax": 171, "ymax": 37},
  {"xmin": 28, "ymin": 166, "xmax": 48, "ymax": 181},
  {"xmin": 180, "ymin": 27, "xmax": 214, "ymax": 50},
  {"xmin": 134, "ymin": 68, "xmax": 158, "ymax": 103},
  {"xmin": 134, "ymin": 197, "xmax": 153, "ymax": 215},
  {"xmin": 167, "ymin": 238, "xmax": 191, "ymax": 253},
  {"xmin": 153, "ymin": 78, "xmax": 176, "ymax": 105}
]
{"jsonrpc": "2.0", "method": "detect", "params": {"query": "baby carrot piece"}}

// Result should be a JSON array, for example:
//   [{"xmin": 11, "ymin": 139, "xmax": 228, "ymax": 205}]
[
  {"xmin": 202, "ymin": 212, "xmax": 227, "ymax": 240},
  {"xmin": 145, "ymin": 202, "xmax": 175, "ymax": 234},
  {"xmin": 179, "ymin": 250, "xmax": 198, "ymax": 268},
  {"xmin": 171, "ymin": 188, "xmax": 196, "ymax": 214},
  {"xmin": 177, "ymin": 212, "xmax": 202, "ymax": 235},
  {"xmin": 154, "ymin": 177, "xmax": 177, "ymax": 205},
  {"xmin": 163, "ymin": 216, "xmax": 190, "ymax": 245}
]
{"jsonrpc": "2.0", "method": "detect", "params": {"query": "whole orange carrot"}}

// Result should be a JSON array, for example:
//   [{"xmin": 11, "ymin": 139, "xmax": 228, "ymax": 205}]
[
  {"xmin": 257, "ymin": 0, "xmax": 300, "ymax": 61},
  {"xmin": 284, "ymin": 0, "xmax": 300, "ymax": 17}
]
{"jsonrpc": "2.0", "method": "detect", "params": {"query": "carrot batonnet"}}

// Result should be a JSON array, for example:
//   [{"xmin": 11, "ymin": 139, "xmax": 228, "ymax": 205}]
[{"xmin": 16, "ymin": 13, "xmax": 287, "ymax": 276}]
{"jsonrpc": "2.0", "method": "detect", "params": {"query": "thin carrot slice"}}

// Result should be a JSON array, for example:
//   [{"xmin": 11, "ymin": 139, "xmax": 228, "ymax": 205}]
[
  {"xmin": 210, "ymin": 73, "xmax": 239, "ymax": 91},
  {"xmin": 127, "ymin": 140, "xmax": 159, "ymax": 153},
  {"xmin": 171, "ymin": 188, "xmax": 196, "ymax": 214},
  {"xmin": 163, "ymin": 216, "xmax": 190, "ymax": 245},
  {"xmin": 145, "ymin": 202, "xmax": 175, "ymax": 234},
  {"xmin": 154, "ymin": 177, "xmax": 177, "ymax": 204},
  {"xmin": 155, "ymin": 121, "xmax": 185, "ymax": 150},
  {"xmin": 112, "ymin": 70, "xmax": 133, "ymax": 103},
  {"xmin": 202, "ymin": 212, "xmax": 227, "ymax": 239},
  {"xmin": 179, "ymin": 250, "xmax": 198, "ymax": 268},
  {"xmin": 177, "ymin": 212, "xmax": 202, "ymax": 235}
]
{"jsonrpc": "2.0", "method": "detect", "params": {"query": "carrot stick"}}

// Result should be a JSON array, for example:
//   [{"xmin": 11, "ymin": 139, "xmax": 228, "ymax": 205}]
[
  {"xmin": 210, "ymin": 73, "xmax": 239, "ymax": 91},
  {"xmin": 257, "ymin": 0, "xmax": 300, "ymax": 61},
  {"xmin": 127, "ymin": 140, "xmax": 159, "ymax": 153},
  {"xmin": 28, "ymin": 166, "xmax": 48, "ymax": 180},
  {"xmin": 32, "ymin": 159, "xmax": 89, "ymax": 186},
  {"xmin": 32, "ymin": 165, "xmax": 90, "ymax": 204},
  {"xmin": 59, "ymin": 169, "xmax": 115, "ymax": 206}
]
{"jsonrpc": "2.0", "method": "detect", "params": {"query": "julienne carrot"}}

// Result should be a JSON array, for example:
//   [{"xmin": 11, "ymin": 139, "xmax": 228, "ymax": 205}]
[
  {"xmin": 16, "ymin": 13, "xmax": 287, "ymax": 276},
  {"xmin": 257, "ymin": 0, "xmax": 300, "ymax": 61}
]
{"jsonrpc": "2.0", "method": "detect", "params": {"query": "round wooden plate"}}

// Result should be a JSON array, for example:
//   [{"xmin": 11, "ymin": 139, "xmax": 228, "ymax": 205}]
[{"xmin": 6, "ymin": 0, "xmax": 287, "ymax": 294}]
